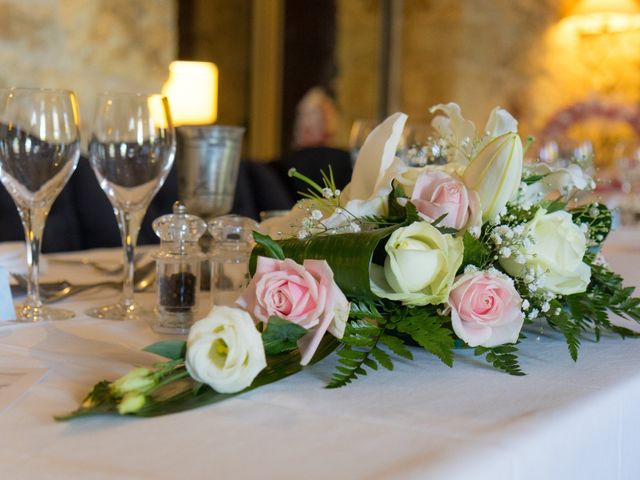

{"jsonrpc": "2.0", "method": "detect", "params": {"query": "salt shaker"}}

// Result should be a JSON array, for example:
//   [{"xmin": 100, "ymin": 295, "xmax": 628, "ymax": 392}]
[
  {"xmin": 208, "ymin": 215, "xmax": 259, "ymax": 307},
  {"xmin": 153, "ymin": 202, "xmax": 207, "ymax": 334}
]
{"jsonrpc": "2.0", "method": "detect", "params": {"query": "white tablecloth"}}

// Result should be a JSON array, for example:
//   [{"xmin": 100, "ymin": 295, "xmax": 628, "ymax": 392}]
[{"xmin": 1, "ymin": 234, "xmax": 640, "ymax": 480}]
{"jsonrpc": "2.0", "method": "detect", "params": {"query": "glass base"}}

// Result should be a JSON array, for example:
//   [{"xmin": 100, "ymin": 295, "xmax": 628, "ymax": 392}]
[
  {"xmin": 85, "ymin": 302, "xmax": 151, "ymax": 321},
  {"xmin": 153, "ymin": 309, "xmax": 194, "ymax": 335},
  {"xmin": 15, "ymin": 303, "xmax": 75, "ymax": 322}
]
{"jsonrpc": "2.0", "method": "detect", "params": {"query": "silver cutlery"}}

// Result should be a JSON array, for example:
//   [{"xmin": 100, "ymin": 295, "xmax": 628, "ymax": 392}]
[
  {"xmin": 47, "ymin": 252, "xmax": 146, "ymax": 275},
  {"xmin": 10, "ymin": 261, "xmax": 156, "ymax": 304}
]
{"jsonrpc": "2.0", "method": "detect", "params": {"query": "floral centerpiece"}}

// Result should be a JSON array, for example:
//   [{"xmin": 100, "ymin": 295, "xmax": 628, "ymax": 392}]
[{"xmin": 59, "ymin": 103, "xmax": 640, "ymax": 419}]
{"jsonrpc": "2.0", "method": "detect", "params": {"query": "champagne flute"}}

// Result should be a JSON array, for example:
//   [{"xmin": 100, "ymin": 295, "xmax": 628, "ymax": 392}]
[
  {"xmin": 0, "ymin": 88, "xmax": 80, "ymax": 322},
  {"xmin": 86, "ymin": 93, "xmax": 175, "ymax": 320}
]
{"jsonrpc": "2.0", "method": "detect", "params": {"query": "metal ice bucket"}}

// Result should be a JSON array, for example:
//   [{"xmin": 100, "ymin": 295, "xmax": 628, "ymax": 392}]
[{"xmin": 176, "ymin": 125, "xmax": 245, "ymax": 220}]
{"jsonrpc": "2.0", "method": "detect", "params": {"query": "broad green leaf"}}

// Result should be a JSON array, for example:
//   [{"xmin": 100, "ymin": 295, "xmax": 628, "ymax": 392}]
[
  {"xmin": 253, "ymin": 231, "xmax": 285, "ymax": 260},
  {"xmin": 143, "ymin": 341, "xmax": 187, "ymax": 360},
  {"xmin": 58, "ymin": 336, "xmax": 340, "ymax": 420},
  {"xmin": 262, "ymin": 316, "xmax": 309, "ymax": 355},
  {"xmin": 251, "ymin": 226, "xmax": 397, "ymax": 300},
  {"xmin": 521, "ymin": 174, "xmax": 545, "ymax": 185}
]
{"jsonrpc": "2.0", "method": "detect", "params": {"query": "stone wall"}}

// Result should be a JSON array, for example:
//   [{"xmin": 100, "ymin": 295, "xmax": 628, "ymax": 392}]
[
  {"xmin": 335, "ymin": 0, "xmax": 380, "ymax": 144},
  {"xmin": 184, "ymin": 0, "xmax": 250, "ymax": 127},
  {"xmin": 0, "ymin": 0, "xmax": 176, "ymax": 145},
  {"xmin": 336, "ymin": 0, "xmax": 640, "ymax": 161}
]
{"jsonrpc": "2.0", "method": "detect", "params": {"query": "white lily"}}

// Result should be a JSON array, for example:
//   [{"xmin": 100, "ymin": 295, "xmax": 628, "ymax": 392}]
[{"xmin": 430, "ymin": 103, "xmax": 518, "ymax": 166}]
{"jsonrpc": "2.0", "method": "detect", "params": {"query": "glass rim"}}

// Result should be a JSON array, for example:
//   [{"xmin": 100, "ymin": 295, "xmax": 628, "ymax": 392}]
[
  {"xmin": 1, "ymin": 86, "xmax": 77, "ymax": 95},
  {"xmin": 96, "ymin": 91, "xmax": 168, "ymax": 99}
]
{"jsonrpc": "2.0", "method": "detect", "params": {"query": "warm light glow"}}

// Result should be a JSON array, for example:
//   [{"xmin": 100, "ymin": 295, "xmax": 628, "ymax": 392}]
[
  {"xmin": 161, "ymin": 61, "xmax": 218, "ymax": 126},
  {"xmin": 564, "ymin": 0, "xmax": 640, "ymax": 34}
]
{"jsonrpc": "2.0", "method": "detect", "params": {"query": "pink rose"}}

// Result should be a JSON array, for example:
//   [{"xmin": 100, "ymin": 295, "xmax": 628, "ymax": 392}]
[
  {"xmin": 449, "ymin": 270, "xmax": 523, "ymax": 347},
  {"xmin": 409, "ymin": 170, "xmax": 481, "ymax": 231},
  {"xmin": 237, "ymin": 256, "xmax": 349, "ymax": 365}
]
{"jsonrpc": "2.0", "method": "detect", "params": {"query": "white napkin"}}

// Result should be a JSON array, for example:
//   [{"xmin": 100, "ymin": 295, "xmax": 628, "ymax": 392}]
[{"xmin": 0, "ymin": 241, "xmax": 48, "ymax": 275}]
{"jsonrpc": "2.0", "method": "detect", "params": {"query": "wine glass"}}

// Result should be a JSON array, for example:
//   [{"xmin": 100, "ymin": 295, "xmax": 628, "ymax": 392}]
[
  {"xmin": 0, "ymin": 88, "xmax": 80, "ymax": 322},
  {"xmin": 348, "ymin": 119, "xmax": 377, "ymax": 166},
  {"xmin": 86, "ymin": 93, "xmax": 175, "ymax": 320}
]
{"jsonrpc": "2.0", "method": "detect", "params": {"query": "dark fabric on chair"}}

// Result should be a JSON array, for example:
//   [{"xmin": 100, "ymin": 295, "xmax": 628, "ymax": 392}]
[
  {"xmin": 0, "ymin": 172, "xmax": 84, "ymax": 253},
  {"xmin": 272, "ymin": 147, "xmax": 353, "ymax": 200},
  {"xmin": 231, "ymin": 160, "xmax": 295, "ymax": 220},
  {"xmin": 0, "ymin": 157, "xmax": 295, "ymax": 252},
  {"xmin": 70, "ymin": 158, "xmax": 180, "ymax": 250}
]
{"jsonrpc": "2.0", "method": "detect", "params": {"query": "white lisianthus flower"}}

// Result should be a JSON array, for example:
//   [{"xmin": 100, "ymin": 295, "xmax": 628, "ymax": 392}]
[
  {"xmin": 500, "ymin": 209, "xmax": 591, "ymax": 295},
  {"xmin": 370, "ymin": 221, "xmax": 464, "ymax": 306},
  {"xmin": 186, "ymin": 306, "xmax": 267, "ymax": 394},
  {"xmin": 463, "ymin": 132, "xmax": 523, "ymax": 222}
]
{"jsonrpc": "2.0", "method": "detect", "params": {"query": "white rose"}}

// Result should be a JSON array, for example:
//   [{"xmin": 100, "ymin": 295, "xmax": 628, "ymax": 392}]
[
  {"xmin": 186, "ymin": 306, "xmax": 267, "ymax": 394},
  {"xmin": 370, "ymin": 221, "xmax": 463, "ymax": 306},
  {"xmin": 500, "ymin": 209, "xmax": 591, "ymax": 295}
]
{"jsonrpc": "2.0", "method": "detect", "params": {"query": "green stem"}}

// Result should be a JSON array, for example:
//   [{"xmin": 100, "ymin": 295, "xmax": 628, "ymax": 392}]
[
  {"xmin": 288, "ymin": 168, "xmax": 324, "ymax": 194},
  {"xmin": 523, "ymin": 135, "xmax": 535, "ymax": 154},
  {"xmin": 148, "ymin": 368, "xmax": 190, "ymax": 395}
]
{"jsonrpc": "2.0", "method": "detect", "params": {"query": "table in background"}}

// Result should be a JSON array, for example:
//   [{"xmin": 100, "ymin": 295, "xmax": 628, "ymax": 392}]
[{"xmin": 1, "ymin": 231, "xmax": 640, "ymax": 480}]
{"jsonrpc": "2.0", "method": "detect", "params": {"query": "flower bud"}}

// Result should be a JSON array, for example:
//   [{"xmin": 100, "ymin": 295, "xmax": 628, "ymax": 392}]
[
  {"xmin": 117, "ymin": 392, "xmax": 146, "ymax": 414},
  {"xmin": 110, "ymin": 367, "xmax": 155, "ymax": 396},
  {"xmin": 463, "ymin": 132, "xmax": 523, "ymax": 222}
]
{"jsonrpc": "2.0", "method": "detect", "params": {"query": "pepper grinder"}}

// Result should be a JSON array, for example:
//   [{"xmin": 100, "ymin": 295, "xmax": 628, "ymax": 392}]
[
  {"xmin": 153, "ymin": 202, "xmax": 207, "ymax": 334},
  {"xmin": 208, "ymin": 215, "xmax": 259, "ymax": 307}
]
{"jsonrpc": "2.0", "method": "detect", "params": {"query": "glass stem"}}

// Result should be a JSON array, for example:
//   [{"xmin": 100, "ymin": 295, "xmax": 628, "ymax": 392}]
[
  {"xmin": 19, "ymin": 205, "xmax": 48, "ymax": 307},
  {"xmin": 115, "ymin": 208, "xmax": 145, "ymax": 308}
]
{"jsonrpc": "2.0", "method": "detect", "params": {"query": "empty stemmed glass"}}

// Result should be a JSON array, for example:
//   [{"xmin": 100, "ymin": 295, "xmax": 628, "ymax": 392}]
[
  {"xmin": 0, "ymin": 88, "xmax": 80, "ymax": 322},
  {"xmin": 86, "ymin": 93, "xmax": 175, "ymax": 320}
]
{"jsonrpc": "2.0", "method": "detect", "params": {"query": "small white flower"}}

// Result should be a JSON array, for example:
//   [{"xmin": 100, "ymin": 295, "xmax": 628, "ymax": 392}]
[
  {"xmin": 334, "ymin": 189, "xmax": 341, "ymax": 197},
  {"xmin": 464, "ymin": 264, "xmax": 479, "ymax": 274},
  {"xmin": 322, "ymin": 187, "xmax": 333, "ymax": 199},
  {"xmin": 297, "ymin": 229, "xmax": 310, "ymax": 240},
  {"xmin": 499, "ymin": 247, "xmax": 512, "ymax": 258},
  {"xmin": 522, "ymin": 299, "xmax": 530, "ymax": 311},
  {"xmin": 541, "ymin": 302, "xmax": 550, "ymax": 313},
  {"xmin": 311, "ymin": 209, "xmax": 323, "ymax": 221}
]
